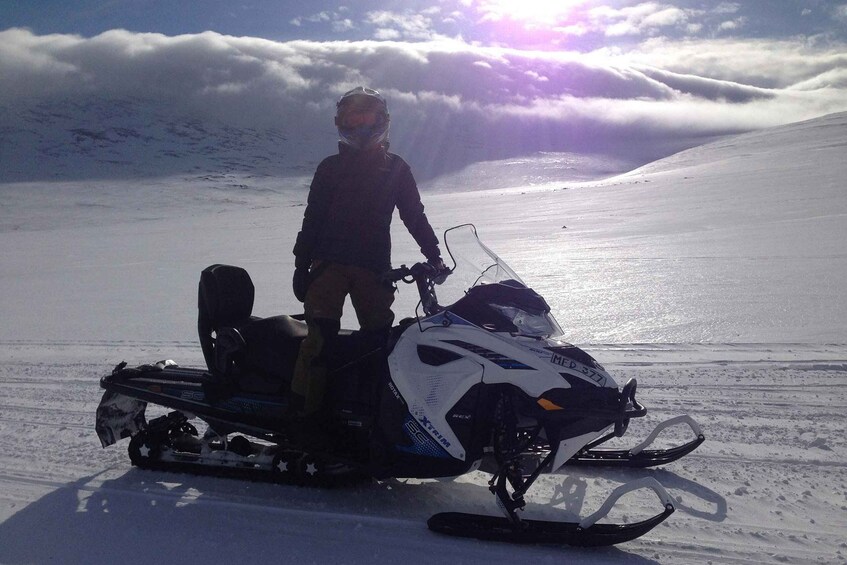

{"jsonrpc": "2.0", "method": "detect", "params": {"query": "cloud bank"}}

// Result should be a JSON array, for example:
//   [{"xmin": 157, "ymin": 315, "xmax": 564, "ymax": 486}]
[
  {"xmin": 284, "ymin": 1, "xmax": 847, "ymax": 50},
  {"xmin": 1, "ymin": 27, "xmax": 846, "ymax": 182}
]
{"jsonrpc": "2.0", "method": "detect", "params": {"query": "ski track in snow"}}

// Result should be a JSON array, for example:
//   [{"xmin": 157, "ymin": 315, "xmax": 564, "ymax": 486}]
[{"xmin": 0, "ymin": 342, "xmax": 845, "ymax": 564}]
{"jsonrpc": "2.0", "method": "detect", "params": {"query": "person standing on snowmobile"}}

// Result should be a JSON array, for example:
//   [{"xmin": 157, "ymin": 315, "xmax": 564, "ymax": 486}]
[{"xmin": 290, "ymin": 86, "xmax": 445, "ymax": 417}]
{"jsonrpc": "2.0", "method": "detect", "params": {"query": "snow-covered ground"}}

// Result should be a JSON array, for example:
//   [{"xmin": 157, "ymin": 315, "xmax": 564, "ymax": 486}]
[{"xmin": 1, "ymin": 113, "xmax": 846, "ymax": 564}]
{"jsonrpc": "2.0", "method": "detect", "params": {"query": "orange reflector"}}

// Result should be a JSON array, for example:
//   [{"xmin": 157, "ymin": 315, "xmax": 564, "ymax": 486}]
[{"xmin": 537, "ymin": 398, "xmax": 564, "ymax": 411}]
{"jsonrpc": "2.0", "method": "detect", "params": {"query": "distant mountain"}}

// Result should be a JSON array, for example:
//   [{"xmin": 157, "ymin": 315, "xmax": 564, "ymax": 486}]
[{"xmin": 0, "ymin": 97, "xmax": 320, "ymax": 183}]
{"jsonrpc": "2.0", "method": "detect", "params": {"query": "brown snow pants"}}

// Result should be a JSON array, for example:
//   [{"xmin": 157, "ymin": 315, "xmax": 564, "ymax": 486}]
[{"xmin": 291, "ymin": 261, "xmax": 395, "ymax": 415}]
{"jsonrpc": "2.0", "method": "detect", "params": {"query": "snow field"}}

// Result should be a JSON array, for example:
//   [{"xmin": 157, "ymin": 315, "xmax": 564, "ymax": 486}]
[
  {"xmin": 0, "ymin": 342, "xmax": 845, "ymax": 564},
  {"xmin": 1, "ymin": 112, "xmax": 846, "ymax": 563}
]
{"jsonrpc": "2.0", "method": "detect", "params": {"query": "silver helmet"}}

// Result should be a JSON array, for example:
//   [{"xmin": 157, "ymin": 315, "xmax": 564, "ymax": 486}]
[{"xmin": 335, "ymin": 86, "xmax": 390, "ymax": 150}]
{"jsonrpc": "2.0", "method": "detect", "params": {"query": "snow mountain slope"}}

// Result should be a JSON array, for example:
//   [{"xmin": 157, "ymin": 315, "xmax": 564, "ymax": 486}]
[
  {"xmin": 0, "ymin": 97, "xmax": 313, "ymax": 183},
  {"xmin": 0, "ymin": 113, "xmax": 846, "ymax": 564}
]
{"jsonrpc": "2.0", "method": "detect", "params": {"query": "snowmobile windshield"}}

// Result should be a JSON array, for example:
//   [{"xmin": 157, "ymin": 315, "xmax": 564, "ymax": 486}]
[{"xmin": 437, "ymin": 225, "xmax": 564, "ymax": 338}]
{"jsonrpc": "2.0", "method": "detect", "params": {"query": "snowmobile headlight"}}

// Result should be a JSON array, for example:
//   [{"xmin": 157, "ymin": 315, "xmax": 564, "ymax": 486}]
[{"xmin": 489, "ymin": 304, "xmax": 559, "ymax": 337}]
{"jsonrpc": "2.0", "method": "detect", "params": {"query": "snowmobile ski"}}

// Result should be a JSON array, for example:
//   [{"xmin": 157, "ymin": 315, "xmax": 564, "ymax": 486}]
[
  {"xmin": 567, "ymin": 415, "xmax": 705, "ymax": 468},
  {"xmin": 428, "ymin": 478, "xmax": 675, "ymax": 547}
]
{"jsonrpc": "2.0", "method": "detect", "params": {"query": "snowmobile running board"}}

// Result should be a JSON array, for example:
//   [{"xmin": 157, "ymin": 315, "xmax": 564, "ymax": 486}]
[
  {"xmin": 567, "ymin": 415, "xmax": 705, "ymax": 468},
  {"xmin": 428, "ymin": 478, "xmax": 675, "ymax": 547}
]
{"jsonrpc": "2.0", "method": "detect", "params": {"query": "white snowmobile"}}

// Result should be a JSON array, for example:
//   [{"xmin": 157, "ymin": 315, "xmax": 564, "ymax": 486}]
[{"xmin": 96, "ymin": 224, "xmax": 704, "ymax": 546}]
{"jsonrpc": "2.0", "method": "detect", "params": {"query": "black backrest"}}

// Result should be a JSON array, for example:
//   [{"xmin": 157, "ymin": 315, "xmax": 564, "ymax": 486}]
[{"xmin": 198, "ymin": 264, "xmax": 255, "ymax": 372}]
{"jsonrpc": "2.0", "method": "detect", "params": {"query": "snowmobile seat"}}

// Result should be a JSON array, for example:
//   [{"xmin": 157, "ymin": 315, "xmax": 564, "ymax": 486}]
[{"xmin": 222, "ymin": 315, "xmax": 307, "ymax": 394}]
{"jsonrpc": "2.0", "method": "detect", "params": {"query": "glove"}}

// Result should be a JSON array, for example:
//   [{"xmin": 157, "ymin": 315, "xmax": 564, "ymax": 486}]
[
  {"xmin": 427, "ymin": 257, "xmax": 449, "ymax": 285},
  {"xmin": 293, "ymin": 267, "xmax": 310, "ymax": 302}
]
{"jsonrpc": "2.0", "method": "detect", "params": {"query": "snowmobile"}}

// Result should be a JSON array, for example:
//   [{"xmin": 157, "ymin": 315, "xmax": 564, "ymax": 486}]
[{"xmin": 96, "ymin": 224, "xmax": 704, "ymax": 546}]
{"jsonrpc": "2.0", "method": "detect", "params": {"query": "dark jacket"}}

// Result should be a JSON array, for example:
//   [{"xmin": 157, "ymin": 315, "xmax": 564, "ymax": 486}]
[{"xmin": 293, "ymin": 144, "xmax": 439, "ymax": 273}]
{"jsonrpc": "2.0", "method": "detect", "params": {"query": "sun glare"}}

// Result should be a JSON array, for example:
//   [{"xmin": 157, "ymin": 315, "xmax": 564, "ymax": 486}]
[{"xmin": 477, "ymin": 0, "xmax": 585, "ymax": 25}]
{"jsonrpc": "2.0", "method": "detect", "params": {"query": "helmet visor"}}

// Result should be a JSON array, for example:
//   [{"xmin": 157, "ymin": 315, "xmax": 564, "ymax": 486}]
[
  {"xmin": 337, "ymin": 108, "xmax": 379, "ymax": 129},
  {"xmin": 336, "ymin": 95, "xmax": 389, "ymax": 149}
]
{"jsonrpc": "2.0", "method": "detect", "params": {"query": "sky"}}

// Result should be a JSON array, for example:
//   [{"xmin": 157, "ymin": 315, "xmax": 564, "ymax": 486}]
[
  {"xmin": 4, "ymin": 1, "xmax": 847, "ymax": 48},
  {"xmin": 2, "ymin": 1, "xmax": 847, "ymax": 181}
]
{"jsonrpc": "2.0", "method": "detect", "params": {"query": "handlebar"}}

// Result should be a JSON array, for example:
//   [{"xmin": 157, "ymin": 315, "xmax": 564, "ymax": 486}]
[
  {"xmin": 382, "ymin": 262, "xmax": 451, "ymax": 316},
  {"xmin": 382, "ymin": 262, "xmax": 445, "ymax": 284}
]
